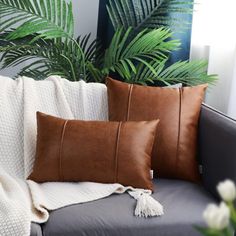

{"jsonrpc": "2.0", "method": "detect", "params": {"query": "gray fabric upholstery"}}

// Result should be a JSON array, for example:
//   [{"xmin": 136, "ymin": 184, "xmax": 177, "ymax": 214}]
[
  {"xmin": 30, "ymin": 223, "xmax": 42, "ymax": 236},
  {"xmin": 198, "ymin": 104, "xmax": 236, "ymax": 198},
  {"xmin": 40, "ymin": 179, "xmax": 214, "ymax": 236}
]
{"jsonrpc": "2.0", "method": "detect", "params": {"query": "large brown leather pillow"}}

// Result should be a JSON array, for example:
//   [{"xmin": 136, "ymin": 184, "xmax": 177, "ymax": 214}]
[
  {"xmin": 106, "ymin": 78, "xmax": 207, "ymax": 182},
  {"xmin": 29, "ymin": 112, "xmax": 159, "ymax": 190}
]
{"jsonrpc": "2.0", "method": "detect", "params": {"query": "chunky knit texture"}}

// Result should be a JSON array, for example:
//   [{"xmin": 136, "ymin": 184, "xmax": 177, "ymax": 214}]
[{"xmin": 0, "ymin": 76, "xmax": 163, "ymax": 236}]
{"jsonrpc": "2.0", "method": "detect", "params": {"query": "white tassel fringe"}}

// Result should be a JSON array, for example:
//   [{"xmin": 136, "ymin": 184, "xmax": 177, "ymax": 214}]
[{"xmin": 129, "ymin": 190, "xmax": 164, "ymax": 218}]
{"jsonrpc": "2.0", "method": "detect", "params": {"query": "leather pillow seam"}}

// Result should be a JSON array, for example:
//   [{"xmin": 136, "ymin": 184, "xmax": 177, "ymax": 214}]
[{"xmin": 59, "ymin": 120, "xmax": 69, "ymax": 181}]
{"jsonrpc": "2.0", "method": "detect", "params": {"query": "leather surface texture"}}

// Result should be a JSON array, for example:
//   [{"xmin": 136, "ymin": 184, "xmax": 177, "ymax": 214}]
[
  {"xmin": 107, "ymin": 78, "xmax": 207, "ymax": 182},
  {"xmin": 29, "ymin": 112, "xmax": 158, "ymax": 190}
]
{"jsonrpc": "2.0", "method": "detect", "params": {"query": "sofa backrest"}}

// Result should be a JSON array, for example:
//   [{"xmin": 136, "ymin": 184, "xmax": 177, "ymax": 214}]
[{"xmin": 198, "ymin": 104, "xmax": 236, "ymax": 197}]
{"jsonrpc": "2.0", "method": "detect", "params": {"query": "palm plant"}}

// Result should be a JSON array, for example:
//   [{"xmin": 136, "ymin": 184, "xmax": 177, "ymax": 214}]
[
  {"xmin": 107, "ymin": 0, "xmax": 193, "ymax": 33},
  {"xmin": 0, "ymin": 0, "xmax": 217, "ymax": 85}
]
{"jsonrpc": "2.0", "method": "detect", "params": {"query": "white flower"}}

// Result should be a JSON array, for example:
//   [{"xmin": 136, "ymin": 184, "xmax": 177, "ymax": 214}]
[
  {"xmin": 217, "ymin": 179, "xmax": 236, "ymax": 202},
  {"xmin": 203, "ymin": 202, "xmax": 230, "ymax": 230}
]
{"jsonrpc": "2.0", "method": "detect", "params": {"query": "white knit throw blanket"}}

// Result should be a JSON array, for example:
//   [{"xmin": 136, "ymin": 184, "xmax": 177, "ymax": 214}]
[{"xmin": 0, "ymin": 76, "xmax": 164, "ymax": 236}]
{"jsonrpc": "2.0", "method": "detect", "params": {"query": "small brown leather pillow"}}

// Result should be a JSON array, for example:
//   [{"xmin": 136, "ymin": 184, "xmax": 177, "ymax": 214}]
[
  {"xmin": 106, "ymin": 78, "xmax": 207, "ymax": 183},
  {"xmin": 29, "ymin": 112, "xmax": 159, "ymax": 190}
]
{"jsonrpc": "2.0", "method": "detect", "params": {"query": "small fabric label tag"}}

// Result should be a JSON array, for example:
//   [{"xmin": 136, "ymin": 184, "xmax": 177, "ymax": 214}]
[{"xmin": 150, "ymin": 170, "xmax": 154, "ymax": 179}]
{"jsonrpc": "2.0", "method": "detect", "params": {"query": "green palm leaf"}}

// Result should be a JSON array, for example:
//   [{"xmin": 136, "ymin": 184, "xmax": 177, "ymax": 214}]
[
  {"xmin": 107, "ymin": 0, "xmax": 193, "ymax": 32},
  {"xmin": 0, "ymin": 31, "xmax": 104, "ymax": 82},
  {"xmin": 0, "ymin": 36, "xmax": 82, "ymax": 81},
  {"xmin": 156, "ymin": 60, "xmax": 218, "ymax": 86},
  {"xmin": 0, "ymin": 47, "xmax": 73, "ymax": 80},
  {"xmin": 0, "ymin": 0, "xmax": 74, "ymax": 41},
  {"xmin": 132, "ymin": 59, "xmax": 217, "ymax": 86},
  {"xmin": 77, "ymin": 34, "xmax": 104, "ymax": 66},
  {"xmin": 102, "ymin": 27, "xmax": 180, "ymax": 81},
  {"xmin": 76, "ymin": 34, "xmax": 105, "ymax": 82}
]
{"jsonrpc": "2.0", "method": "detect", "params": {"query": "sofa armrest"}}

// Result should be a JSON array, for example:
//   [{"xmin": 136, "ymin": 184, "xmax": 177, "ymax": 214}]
[{"xmin": 198, "ymin": 104, "xmax": 236, "ymax": 198}]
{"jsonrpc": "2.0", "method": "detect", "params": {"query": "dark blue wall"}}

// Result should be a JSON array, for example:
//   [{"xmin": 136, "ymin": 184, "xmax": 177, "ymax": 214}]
[
  {"xmin": 168, "ymin": 7, "xmax": 193, "ymax": 64},
  {"xmin": 97, "ymin": 0, "xmax": 113, "ymax": 51}
]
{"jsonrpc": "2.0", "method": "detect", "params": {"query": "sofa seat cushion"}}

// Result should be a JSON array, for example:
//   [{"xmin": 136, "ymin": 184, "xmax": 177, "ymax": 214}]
[
  {"xmin": 30, "ymin": 223, "xmax": 42, "ymax": 236},
  {"xmin": 41, "ymin": 179, "xmax": 215, "ymax": 236}
]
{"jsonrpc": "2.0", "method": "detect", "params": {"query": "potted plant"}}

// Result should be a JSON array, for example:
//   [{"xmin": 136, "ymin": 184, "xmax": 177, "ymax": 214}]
[
  {"xmin": 197, "ymin": 180, "xmax": 236, "ymax": 236},
  {"xmin": 0, "ymin": 0, "xmax": 217, "ymax": 85}
]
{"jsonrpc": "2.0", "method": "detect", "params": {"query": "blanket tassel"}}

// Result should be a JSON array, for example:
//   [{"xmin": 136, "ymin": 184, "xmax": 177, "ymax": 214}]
[{"xmin": 129, "ymin": 191, "xmax": 164, "ymax": 218}]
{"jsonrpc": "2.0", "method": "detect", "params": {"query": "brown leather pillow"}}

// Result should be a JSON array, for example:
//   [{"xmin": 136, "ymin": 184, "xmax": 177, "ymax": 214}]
[
  {"xmin": 29, "ymin": 112, "xmax": 159, "ymax": 190},
  {"xmin": 106, "ymin": 78, "xmax": 207, "ymax": 182}
]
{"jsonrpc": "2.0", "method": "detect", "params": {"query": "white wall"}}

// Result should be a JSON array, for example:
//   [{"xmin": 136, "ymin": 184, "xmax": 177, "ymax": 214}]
[
  {"xmin": 0, "ymin": 0, "xmax": 100, "ymax": 77},
  {"xmin": 190, "ymin": 0, "xmax": 236, "ymax": 117}
]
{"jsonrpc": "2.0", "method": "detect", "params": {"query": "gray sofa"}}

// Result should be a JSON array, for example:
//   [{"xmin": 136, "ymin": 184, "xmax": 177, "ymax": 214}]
[{"xmin": 30, "ymin": 104, "xmax": 236, "ymax": 236}]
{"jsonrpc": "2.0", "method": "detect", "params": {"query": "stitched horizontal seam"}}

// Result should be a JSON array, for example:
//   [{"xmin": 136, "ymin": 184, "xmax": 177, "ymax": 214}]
[
  {"xmin": 59, "ymin": 120, "xmax": 68, "ymax": 181},
  {"xmin": 126, "ymin": 84, "xmax": 133, "ymax": 120},
  {"xmin": 114, "ymin": 122, "xmax": 122, "ymax": 183}
]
